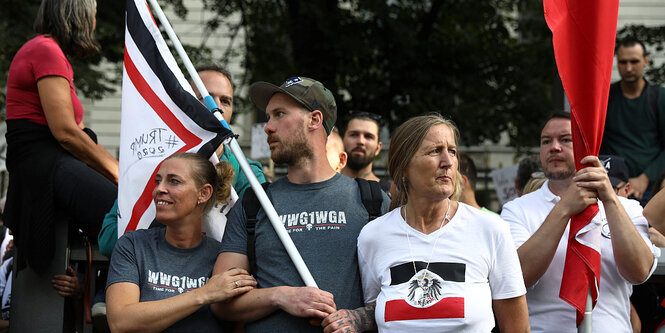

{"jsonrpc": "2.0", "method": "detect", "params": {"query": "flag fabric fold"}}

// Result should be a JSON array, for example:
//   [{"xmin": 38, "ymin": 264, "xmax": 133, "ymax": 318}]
[
  {"xmin": 119, "ymin": 0, "xmax": 233, "ymax": 236},
  {"xmin": 544, "ymin": 0, "xmax": 620, "ymax": 325}
]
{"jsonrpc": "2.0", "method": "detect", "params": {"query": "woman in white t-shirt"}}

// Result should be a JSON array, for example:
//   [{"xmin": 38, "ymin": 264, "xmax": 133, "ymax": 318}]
[{"xmin": 357, "ymin": 114, "xmax": 529, "ymax": 332}]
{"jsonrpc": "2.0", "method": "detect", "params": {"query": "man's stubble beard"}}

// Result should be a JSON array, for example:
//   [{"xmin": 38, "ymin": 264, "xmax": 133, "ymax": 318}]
[
  {"xmin": 346, "ymin": 149, "xmax": 376, "ymax": 171},
  {"xmin": 544, "ymin": 163, "xmax": 576, "ymax": 181},
  {"xmin": 271, "ymin": 126, "xmax": 313, "ymax": 165}
]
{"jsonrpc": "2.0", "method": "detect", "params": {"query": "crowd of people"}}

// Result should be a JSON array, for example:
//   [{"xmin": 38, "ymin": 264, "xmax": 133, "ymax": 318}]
[{"xmin": 2, "ymin": 0, "xmax": 665, "ymax": 332}]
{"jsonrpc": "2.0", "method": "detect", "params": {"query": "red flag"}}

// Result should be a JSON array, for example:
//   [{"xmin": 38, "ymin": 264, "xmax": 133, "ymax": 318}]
[{"xmin": 544, "ymin": 0, "xmax": 619, "ymax": 325}]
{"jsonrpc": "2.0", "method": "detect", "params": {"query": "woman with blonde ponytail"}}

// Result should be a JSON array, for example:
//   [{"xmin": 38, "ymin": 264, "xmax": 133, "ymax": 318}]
[
  {"xmin": 357, "ymin": 114, "xmax": 529, "ymax": 332},
  {"xmin": 106, "ymin": 153, "xmax": 256, "ymax": 332}
]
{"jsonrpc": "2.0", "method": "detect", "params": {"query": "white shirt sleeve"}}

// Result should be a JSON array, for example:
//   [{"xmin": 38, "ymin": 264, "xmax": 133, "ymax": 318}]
[
  {"xmin": 357, "ymin": 233, "xmax": 381, "ymax": 305},
  {"xmin": 489, "ymin": 220, "xmax": 527, "ymax": 299},
  {"xmin": 500, "ymin": 200, "xmax": 533, "ymax": 248}
]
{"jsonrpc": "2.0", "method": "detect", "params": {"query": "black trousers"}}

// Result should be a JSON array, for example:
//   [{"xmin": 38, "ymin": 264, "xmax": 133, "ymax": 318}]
[{"xmin": 53, "ymin": 154, "xmax": 117, "ymax": 232}]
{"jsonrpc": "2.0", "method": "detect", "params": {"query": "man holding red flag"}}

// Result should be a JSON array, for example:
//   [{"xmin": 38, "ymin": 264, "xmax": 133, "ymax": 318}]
[{"xmin": 501, "ymin": 112, "xmax": 657, "ymax": 332}]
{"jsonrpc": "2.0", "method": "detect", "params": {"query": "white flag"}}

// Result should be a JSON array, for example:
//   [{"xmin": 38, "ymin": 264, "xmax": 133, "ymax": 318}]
[{"xmin": 119, "ymin": 0, "xmax": 233, "ymax": 236}]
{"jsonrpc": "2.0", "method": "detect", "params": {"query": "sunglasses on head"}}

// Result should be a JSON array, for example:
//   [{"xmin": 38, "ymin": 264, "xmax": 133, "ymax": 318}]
[{"xmin": 531, "ymin": 171, "xmax": 545, "ymax": 179}]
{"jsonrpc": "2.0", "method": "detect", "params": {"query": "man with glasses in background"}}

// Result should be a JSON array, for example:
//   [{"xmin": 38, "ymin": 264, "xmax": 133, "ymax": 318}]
[
  {"xmin": 341, "ymin": 111, "xmax": 391, "ymax": 195},
  {"xmin": 600, "ymin": 155, "xmax": 631, "ymax": 197}
]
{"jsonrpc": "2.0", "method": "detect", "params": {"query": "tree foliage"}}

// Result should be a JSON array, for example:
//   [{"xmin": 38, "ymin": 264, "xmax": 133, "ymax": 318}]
[
  {"xmin": 617, "ymin": 24, "xmax": 665, "ymax": 84},
  {"xmin": 201, "ymin": 0, "xmax": 559, "ymax": 148},
  {"xmin": 3, "ymin": 0, "xmax": 664, "ymax": 149}
]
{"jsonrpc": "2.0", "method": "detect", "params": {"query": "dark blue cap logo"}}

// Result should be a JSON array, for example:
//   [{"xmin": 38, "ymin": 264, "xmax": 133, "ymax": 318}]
[{"xmin": 284, "ymin": 77, "xmax": 303, "ymax": 87}]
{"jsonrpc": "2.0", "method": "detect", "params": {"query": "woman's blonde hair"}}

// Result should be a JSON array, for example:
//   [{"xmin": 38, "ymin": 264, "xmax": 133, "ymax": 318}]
[
  {"xmin": 164, "ymin": 153, "xmax": 235, "ymax": 212},
  {"xmin": 388, "ymin": 113, "xmax": 461, "ymax": 210},
  {"xmin": 522, "ymin": 177, "xmax": 546, "ymax": 195}
]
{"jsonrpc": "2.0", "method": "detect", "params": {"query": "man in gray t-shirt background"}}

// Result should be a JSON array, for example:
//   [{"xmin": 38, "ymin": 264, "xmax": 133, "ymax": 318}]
[{"xmin": 211, "ymin": 76, "xmax": 388, "ymax": 333}]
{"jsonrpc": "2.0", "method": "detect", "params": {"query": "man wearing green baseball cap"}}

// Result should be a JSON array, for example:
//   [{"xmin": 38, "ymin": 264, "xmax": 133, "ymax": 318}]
[{"xmin": 212, "ymin": 76, "xmax": 388, "ymax": 333}]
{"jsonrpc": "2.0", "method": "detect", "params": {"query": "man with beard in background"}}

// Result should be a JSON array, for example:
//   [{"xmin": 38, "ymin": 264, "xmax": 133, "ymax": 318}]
[{"xmin": 341, "ymin": 111, "xmax": 391, "ymax": 195}]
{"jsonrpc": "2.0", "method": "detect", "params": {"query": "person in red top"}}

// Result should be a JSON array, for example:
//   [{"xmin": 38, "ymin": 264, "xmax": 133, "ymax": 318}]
[{"xmin": 3, "ymin": 0, "xmax": 118, "ymax": 272}]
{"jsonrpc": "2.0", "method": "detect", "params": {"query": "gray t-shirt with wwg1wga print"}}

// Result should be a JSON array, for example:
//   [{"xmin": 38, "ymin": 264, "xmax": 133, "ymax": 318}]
[
  {"xmin": 222, "ymin": 173, "xmax": 389, "ymax": 333},
  {"xmin": 107, "ymin": 228, "xmax": 223, "ymax": 332}
]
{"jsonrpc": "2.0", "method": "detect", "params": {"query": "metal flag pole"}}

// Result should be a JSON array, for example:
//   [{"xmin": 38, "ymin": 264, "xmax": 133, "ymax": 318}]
[
  {"xmin": 577, "ymin": 290, "xmax": 592, "ymax": 333},
  {"xmin": 145, "ymin": 0, "xmax": 317, "ymax": 288},
  {"xmin": 567, "ymin": 87, "xmax": 591, "ymax": 333}
]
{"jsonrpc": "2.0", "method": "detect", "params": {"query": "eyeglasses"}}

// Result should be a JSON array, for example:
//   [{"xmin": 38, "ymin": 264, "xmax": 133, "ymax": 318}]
[
  {"xmin": 348, "ymin": 110, "xmax": 382, "ymax": 122},
  {"xmin": 613, "ymin": 182, "xmax": 627, "ymax": 193}
]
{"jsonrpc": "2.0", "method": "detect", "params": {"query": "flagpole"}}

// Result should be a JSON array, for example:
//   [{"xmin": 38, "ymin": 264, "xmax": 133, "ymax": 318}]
[
  {"xmin": 568, "ymin": 89, "xmax": 592, "ymax": 333},
  {"xmin": 146, "ymin": 0, "xmax": 318, "ymax": 288},
  {"xmin": 578, "ymin": 290, "xmax": 592, "ymax": 333}
]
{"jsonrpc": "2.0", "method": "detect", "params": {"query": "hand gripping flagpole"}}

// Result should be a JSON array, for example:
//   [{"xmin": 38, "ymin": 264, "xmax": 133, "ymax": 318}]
[{"xmin": 146, "ymin": 0, "xmax": 318, "ymax": 288}]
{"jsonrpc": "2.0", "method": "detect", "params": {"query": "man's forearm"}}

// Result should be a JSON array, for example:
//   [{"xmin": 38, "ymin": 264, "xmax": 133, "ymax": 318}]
[
  {"xmin": 210, "ymin": 287, "xmax": 281, "ymax": 323},
  {"xmin": 350, "ymin": 303, "xmax": 377, "ymax": 332},
  {"xmin": 323, "ymin": 303, "xmax": 377, "ymax": 332},
  {"xmin": 604, "ymin": 198, "xmax": 654, "ymax": 283},
  {"xmin": 645, "ymin": 189, "xmax": 665, "ymax": 234},
  {"xmin": 517, "ymin": 203, "xmax": 571, "ymax": 287}
]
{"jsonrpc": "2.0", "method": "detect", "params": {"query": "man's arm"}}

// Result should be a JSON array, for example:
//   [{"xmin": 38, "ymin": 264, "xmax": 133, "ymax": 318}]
[
  {"xmin": 98, "ymin": 200, "xmax": 118, "ymax": 259},
  {"xmin": 644, "ymin": 188, "xmax": 665, "ymax": 234},
  {"xmin": 210, "ymin": 252, "xmax": 337, "ymax": 323},
  {"xmin": 493, "ymin": 296, "xmax": 530, "ymax": 333},
  {"xmin": 321, "ymin": 303, "xmax": 376, "ymax": 333},
  {"xmin": 576, "ymin": 156, "xmax": 654, "ymax": 283},
  {"xmin": 603, "ymin": 197, "xmax": 654, "ymax": 282},
  {"xmin": 220, "ymin": 147, "xmax": 266, "ymax": 196},
  {"xmin": 649, "ymin": 227, "xmax": 665, "ymax": 247},
  {"xmin": 514, "ymin": 183, "xmax": 597, "ymax": 287}
]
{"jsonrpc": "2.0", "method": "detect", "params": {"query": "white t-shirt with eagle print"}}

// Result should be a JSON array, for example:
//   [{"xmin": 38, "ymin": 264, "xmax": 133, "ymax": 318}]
[{"xmin": 358, "ymin": 203, "xmax": 526, "ymax": 332}]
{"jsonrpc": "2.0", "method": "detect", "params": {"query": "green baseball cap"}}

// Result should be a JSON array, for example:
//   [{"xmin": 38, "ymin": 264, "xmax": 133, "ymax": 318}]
[{"xmin": 249, "ymin": 76, "xmax": 337, "ymax": 135}]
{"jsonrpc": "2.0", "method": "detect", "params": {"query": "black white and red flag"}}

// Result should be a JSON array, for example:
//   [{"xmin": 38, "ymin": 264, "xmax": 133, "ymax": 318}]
[
  {"xmin": 385, "ymin": 262, "xmax": 466, "ymax": 322},
  {"xmin": 118, "ymin": 0, "xmax": 232, "ymax": 235}
]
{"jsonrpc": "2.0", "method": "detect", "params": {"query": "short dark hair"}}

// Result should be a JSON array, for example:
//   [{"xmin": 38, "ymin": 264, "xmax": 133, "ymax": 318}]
[
  {"xmin": 194, "ymin": 63, "xmax": 234, "ymax": 89},
  {"xmin": 343, "ymin": 110, "xmax": 382, "ymax": 137},
  {"xmin": 541, "ymin": 110, "xmax": 570, "ymax": 132},
  {"xmin": 548, "ymin": 110, "xmax": 570, "ymax": 121},
  {"xmin": 516, "ymin": 155, "xmax": 542, "ymax": 192},
  {"xmin": 616, "ymin": 38, "xmax": 648, "ymax": 57},
  {"xmin": 34, "ymin": 0, "xmax": 99, "ymax": 58},
  {"xmin": 458, "ymin": 152, "xmax": 477, "ymax": 191}
]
